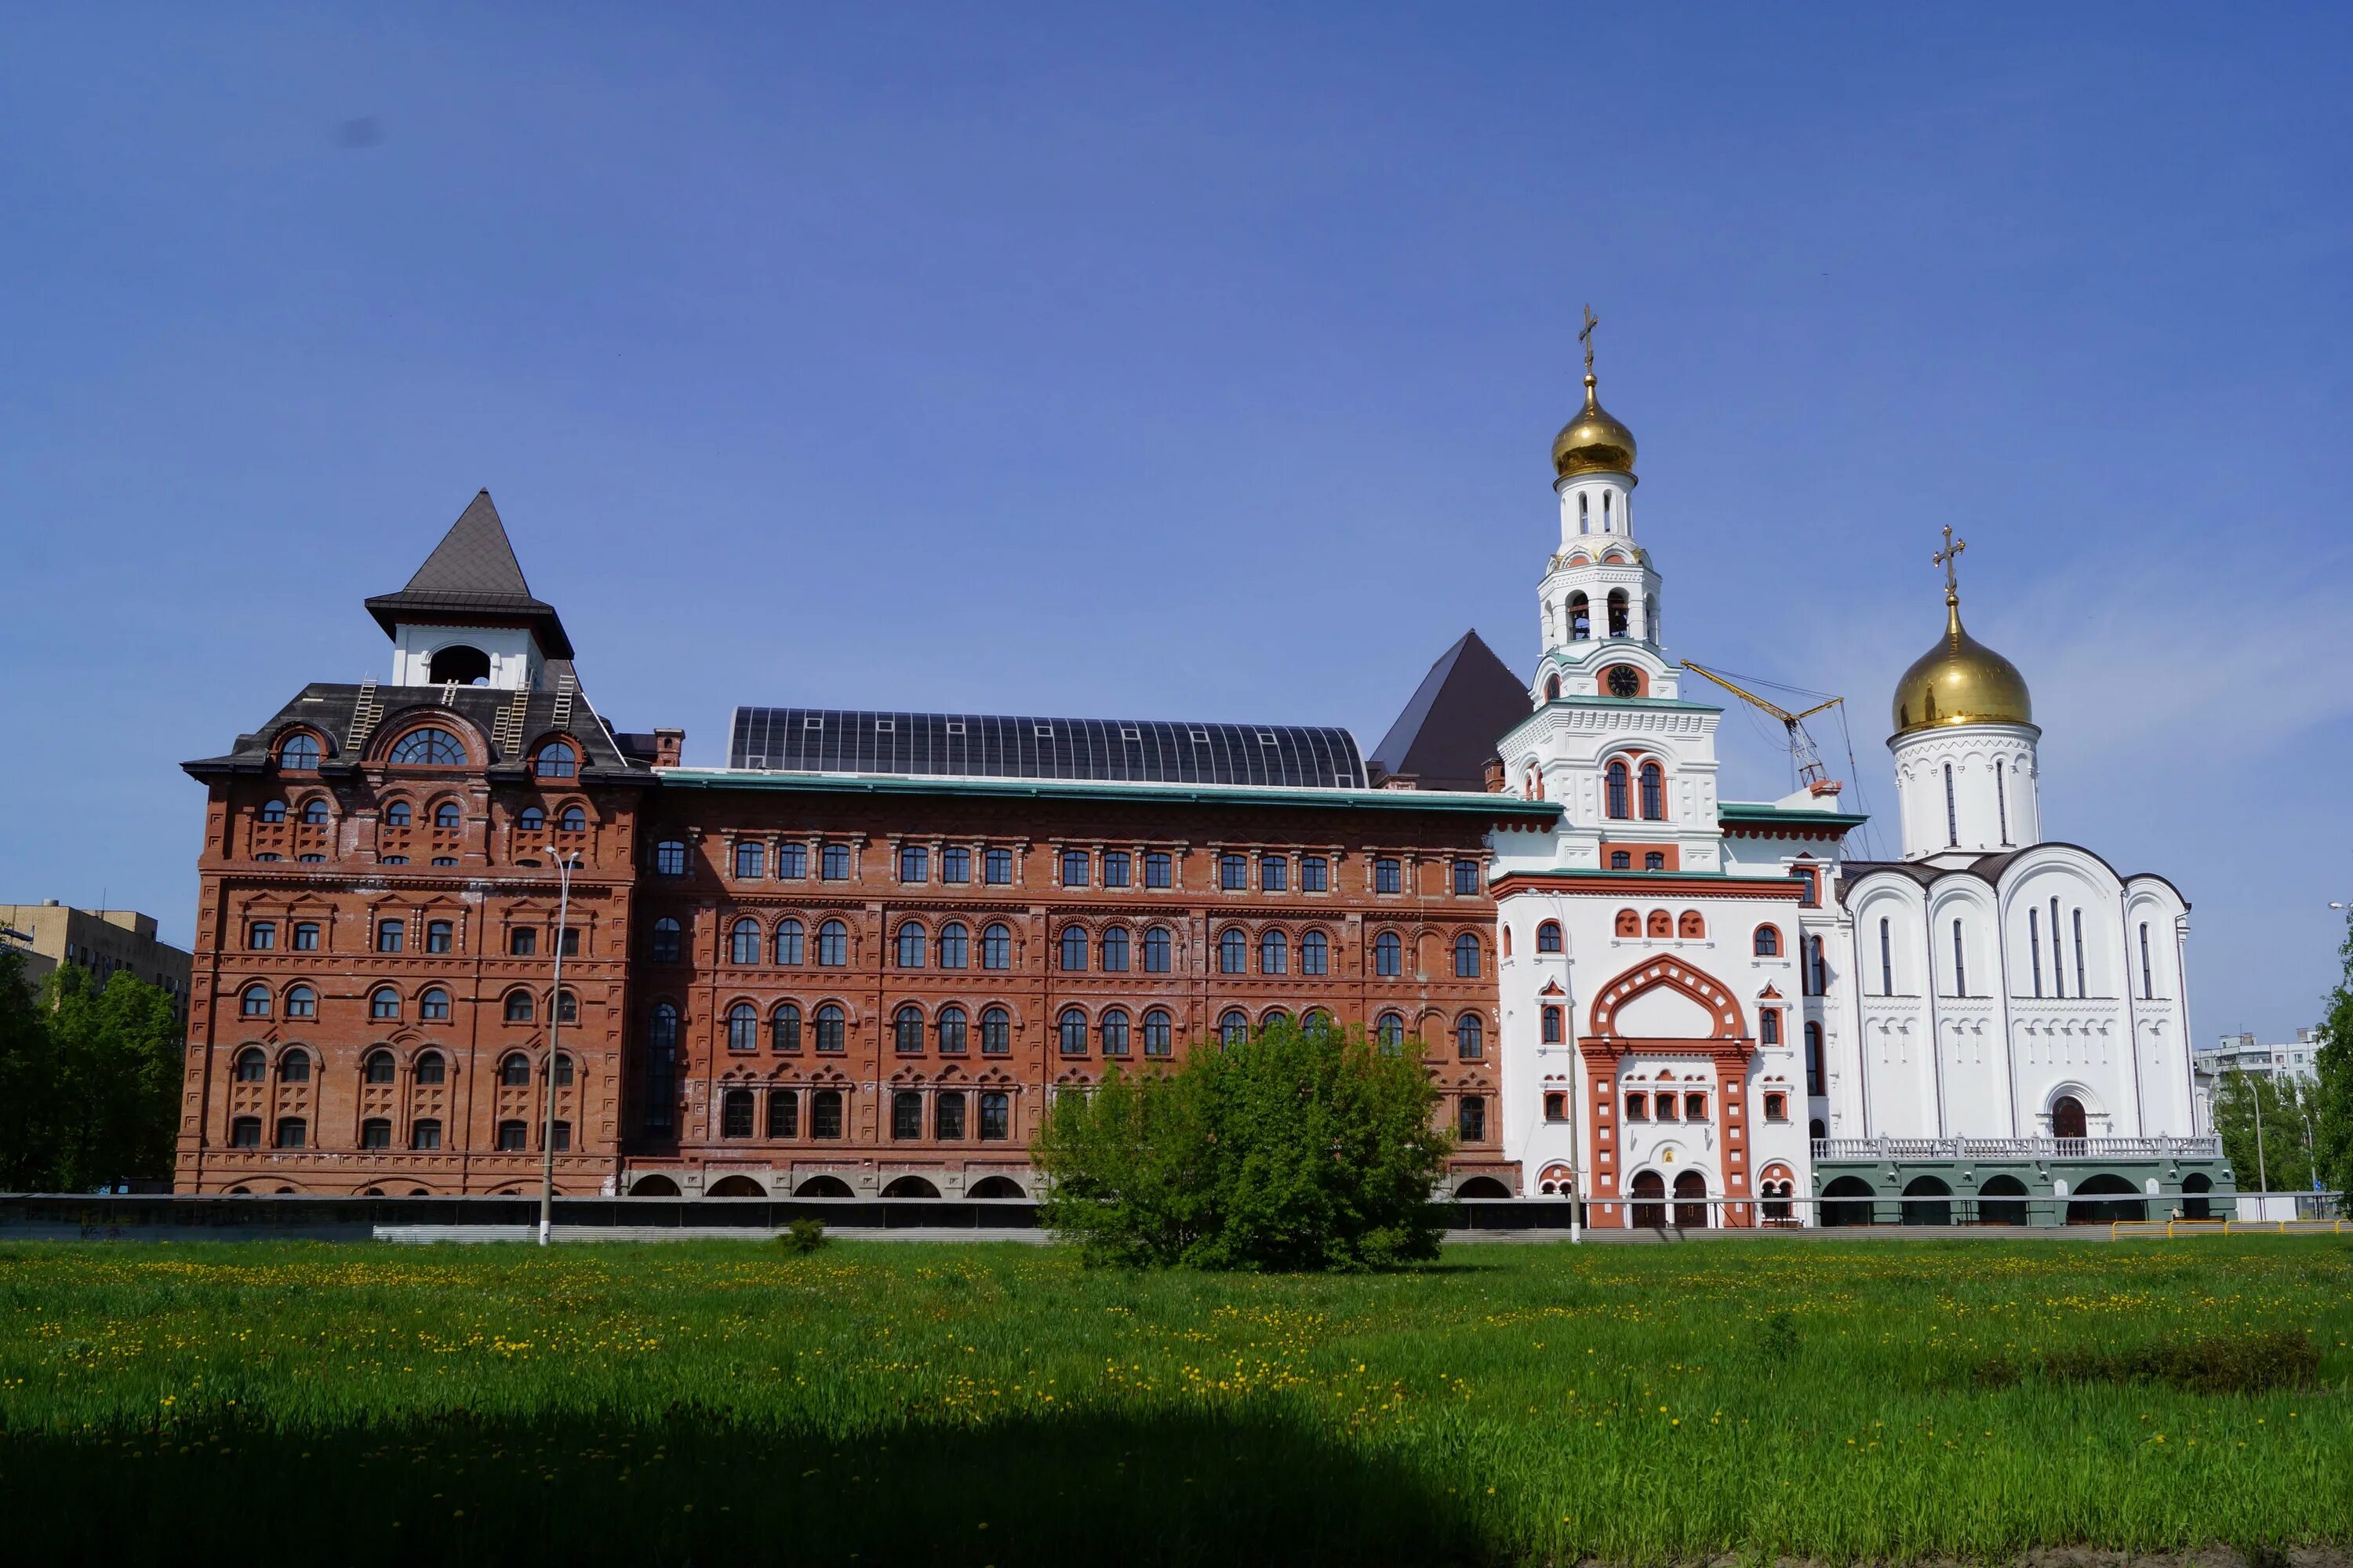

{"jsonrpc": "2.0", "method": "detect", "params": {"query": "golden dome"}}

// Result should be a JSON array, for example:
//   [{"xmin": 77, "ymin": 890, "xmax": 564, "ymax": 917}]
[
  {"xmin": 1890, "ymin": 597, "xmax": 2035, "ymax": 737},
  {"xmin": 1552, "ymin": 373, "xmax": 1638, "ymax": 480}
]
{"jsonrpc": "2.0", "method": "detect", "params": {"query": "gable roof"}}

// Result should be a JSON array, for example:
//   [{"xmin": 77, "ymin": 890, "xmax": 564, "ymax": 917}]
[
  {"xmin": 1367, "ymin": 630, "xmax": 1530, "ymax": 791},
  {"xmin": 363, "ymin": 490, "xmax": 573, "ymax": 658}
]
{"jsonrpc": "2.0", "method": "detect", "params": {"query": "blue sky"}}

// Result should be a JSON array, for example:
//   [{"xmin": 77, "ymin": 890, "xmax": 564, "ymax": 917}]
[{"xmin": 4, "ymin": 4, "xmax": 2348, "ymax": 1042}]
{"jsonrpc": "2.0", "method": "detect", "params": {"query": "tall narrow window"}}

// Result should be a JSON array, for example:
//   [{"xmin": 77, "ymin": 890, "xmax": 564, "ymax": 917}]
[
  {"xmin": 2138, "ymin": 922, "xmax": 2153, "ymax": 1000},
  {"xmin": 1805, "ymin": 1022, "xmax": 1824, "ymax": 1096},
  {"xmin": 1951, "ymin": 919, "xmax": 1967, "ymax": 998},
  {"xmin": 1878, "ymin": 917, "xmax": 1893, "ymax": 996},
  {"xmin": 1578, "ymin": 492, "xmax": 1589, "ymax": 533},
  {"xmin": 1944, "ymin": 763, "xmax": 1958, "ymax": 847},
  {"xmin": 2029, "ymin": 908, "xmax": 2044, "ymax": 997},
  {"xmin": 1810, "ymin": 935, "xmax": 1827, "ymax": 998},
  {"xmin": 2071, "ymin": 908, "xmax": 2087, "ymax": 998},
  {"xmin": 1638, "ymin": 762, "xmax": 1664, "ymax": 820},
  {"xmin": 2049, "ymin": 897, "xmax": 2064, "ymax": 998},
  {"xmin": 1605, "ymin": 761, "xmax": 1631, "ymax": 819},
  {"xmin": 1995, "ymin": 759, "xmax": 2010, "ymax": 844}
]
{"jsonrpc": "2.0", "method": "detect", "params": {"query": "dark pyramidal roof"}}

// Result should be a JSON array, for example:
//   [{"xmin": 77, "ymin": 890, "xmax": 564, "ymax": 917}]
[
  {"xmin": 1367, "ymin": 630, "xmax": 1529, "ymax": 791},
  {"xmin": 364, "ymin": 490, "xmax": 573, "ymax": 658},
  {"xmin": 730, "ymin": 708, "xmax": 1367, "ymax": 790}
]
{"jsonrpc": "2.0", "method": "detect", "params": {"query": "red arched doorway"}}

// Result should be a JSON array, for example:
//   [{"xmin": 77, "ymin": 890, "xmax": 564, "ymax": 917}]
[
  {"xmin": 1672, "ymin": 1170, "xmax": 1708, "ymax": 1228},
  {"xmin": 1630, "ymin": 1170, "xmax": 1666, "ymax": 1228},
  {"xmin": 2051, "ymin": 1096, "xmax": 2088, "ymax": 1140}
]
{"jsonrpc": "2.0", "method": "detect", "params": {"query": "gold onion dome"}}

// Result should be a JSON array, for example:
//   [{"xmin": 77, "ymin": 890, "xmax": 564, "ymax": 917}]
[
  {"xmin": 1891, "ymin": 595, "xmax": 2035, "ymax": 737},
  {"xmin": 1552, "ymin": 373, "xmax": 1638, "ymax": 479}
]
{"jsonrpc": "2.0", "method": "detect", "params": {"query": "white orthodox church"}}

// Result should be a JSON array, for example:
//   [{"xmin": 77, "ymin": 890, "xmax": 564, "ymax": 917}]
[{"xmin": 1482, "ymin": 338, "xmax": 2226, "ymax": 1225}]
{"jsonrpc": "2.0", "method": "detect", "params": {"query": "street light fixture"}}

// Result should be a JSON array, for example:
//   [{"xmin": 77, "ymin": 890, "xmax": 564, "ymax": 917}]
[{"xmin": 539, "ymin": 846, "xmax": 580, "ymax": 1247}]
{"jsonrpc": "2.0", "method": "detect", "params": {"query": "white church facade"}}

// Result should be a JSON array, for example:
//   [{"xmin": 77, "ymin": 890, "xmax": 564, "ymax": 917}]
[{"xmin": 1481, "ymin": 337, "xmax": 2229, "ymax": 1225}]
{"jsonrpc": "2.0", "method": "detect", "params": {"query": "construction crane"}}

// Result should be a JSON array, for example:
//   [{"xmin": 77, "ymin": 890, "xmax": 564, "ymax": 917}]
[{"xmin": 1680, "ymin": 661, "xmax": 1846, "ymax": 798}]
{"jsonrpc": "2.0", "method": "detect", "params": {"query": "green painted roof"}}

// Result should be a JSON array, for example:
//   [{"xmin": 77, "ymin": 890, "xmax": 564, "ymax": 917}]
[
  {"xmin": 656, "ymin": 768, "xmax": 1563, "ymax": 817},
  {"xmin": 1495, "ymin": 867, "xmax": 1807, "ymax": 886},
  {"xmin": 1718, "ymin": 801, "xmax": 1870, "ymax": 828}
]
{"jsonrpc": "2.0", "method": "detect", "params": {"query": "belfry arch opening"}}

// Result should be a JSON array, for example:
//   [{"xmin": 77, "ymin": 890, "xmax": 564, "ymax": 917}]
[{"xmin": 427, "ymin": 645, "xmax": 493, "ymax": 686}]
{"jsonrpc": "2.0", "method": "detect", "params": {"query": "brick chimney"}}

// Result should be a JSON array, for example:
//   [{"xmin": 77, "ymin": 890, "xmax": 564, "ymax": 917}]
[{"xmin": 653, "ymin": 728, "xmax": 685, "ymax": 769}]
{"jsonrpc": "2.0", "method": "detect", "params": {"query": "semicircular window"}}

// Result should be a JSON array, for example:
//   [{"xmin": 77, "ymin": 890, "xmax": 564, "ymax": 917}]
[
  {"xmin": 389, "ymin": 727, "xmax": 467, "ymax": 766},
  {"xmin": 278, "ymin": 733, "xmax": 322, "ymax": 770}
]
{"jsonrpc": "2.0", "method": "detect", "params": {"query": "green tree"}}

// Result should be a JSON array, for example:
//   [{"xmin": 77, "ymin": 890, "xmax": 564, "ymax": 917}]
[
  {"xmin": 0, "ymin": 947, "xmax": 61, "ymax": 1188},
  {"xmin": 2311, "ymin": 911, "xmax": 2353, "ymax": 1196},
  {"xmin": 1031, "ymin": 1017, "xmax": 1452, "ymax": 1271},
  {"xmin": 42, "ymin": 966, "xmax": 185, "ymax": 1191},
  {"xmin": 2213, "ymin": 1065, "xmax": 2315, "ymax": 1195}
]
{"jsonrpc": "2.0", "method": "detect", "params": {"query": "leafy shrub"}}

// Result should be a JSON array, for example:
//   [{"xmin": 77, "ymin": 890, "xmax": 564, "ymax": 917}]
[
  {"xmin": 1973, "ymin": 1328, "xmax": 2318, "ymax": 1394},
  {"xmin": 1030, "ymin": 1017, "xmax": 1450, "ymax": 1271},
  {"xmin": 777, "ymin": 1217, "xmax": 827, "ymax": 1255}
]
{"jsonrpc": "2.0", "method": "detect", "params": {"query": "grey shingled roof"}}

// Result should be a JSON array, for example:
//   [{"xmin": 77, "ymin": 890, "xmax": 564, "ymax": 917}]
[
  {"xmin": 363, "ymin": 490, "xmax": 574, "ymax": 658},
  {"xmin": 184, "ymin": 682, "xmax": 650, "ymax": 781},
  {"xmin": 729, "ymin": 708, "xmax": 1367, "ymax": 789},
  {"xmin": 1367, "ymin": 630, "xmax": 1530, "ymax": 791}
]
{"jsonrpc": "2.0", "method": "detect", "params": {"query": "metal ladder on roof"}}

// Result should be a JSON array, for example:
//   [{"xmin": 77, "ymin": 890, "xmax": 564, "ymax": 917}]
[
  {"xmin": 492, "ymin": 686, "xmax": 532, "ymax": 760},
  {"xmin": 550, "ymin": 670, "xmax": 576, "ymax": 733},
  {"xmin": 346, "ymin": 678, "xmax": 382, "ymax": 752}
]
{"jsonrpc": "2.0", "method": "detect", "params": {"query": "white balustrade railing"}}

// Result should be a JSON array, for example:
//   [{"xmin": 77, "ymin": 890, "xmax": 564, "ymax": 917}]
[{"xmin": 1811, "ymin": 1135, "xmax": 2221, "ymax": 1161}]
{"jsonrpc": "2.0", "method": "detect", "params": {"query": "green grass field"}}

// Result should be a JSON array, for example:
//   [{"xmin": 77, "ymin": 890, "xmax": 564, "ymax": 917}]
[{"xmin": 2, "ymin": 1235, "xmax": 2347, "ymax": 1565}]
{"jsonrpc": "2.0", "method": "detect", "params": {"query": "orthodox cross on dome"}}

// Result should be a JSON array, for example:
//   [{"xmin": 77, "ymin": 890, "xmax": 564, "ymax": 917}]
[
  {"xmin": 1579, "ymin": 304, "xmax": 1599, "ymax": 379},
  {"xmin": 1933, "ymin": 525, "xmax": 1967, "ymax": 605}
]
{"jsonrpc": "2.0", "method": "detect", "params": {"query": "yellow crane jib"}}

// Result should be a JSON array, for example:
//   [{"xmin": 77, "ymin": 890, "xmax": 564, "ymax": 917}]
[{"xmin": 1681, "ymin": 660, "xmax": 1846, "ymax": 798}]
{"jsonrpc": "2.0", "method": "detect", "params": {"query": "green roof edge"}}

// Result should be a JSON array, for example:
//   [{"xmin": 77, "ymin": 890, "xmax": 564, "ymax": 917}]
[{"xmin": 656, "ymin": 768, "xmax": 1564, "ymax": 817}]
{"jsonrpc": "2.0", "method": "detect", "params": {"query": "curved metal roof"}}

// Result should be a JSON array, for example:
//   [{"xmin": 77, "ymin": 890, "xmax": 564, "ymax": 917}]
[{"xmin": 729, "ymin": 708, "xmax": 1367, "ymax": 789}]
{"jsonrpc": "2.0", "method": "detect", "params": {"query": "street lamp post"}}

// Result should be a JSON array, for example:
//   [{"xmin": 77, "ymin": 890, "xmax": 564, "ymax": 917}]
[{"xmin": 539, "ymin": 847, "xmax": 580, "ymax": 1247}]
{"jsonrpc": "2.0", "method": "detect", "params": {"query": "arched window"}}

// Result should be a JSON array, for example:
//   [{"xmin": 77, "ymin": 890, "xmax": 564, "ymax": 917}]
[
  {"xmin": 415, "ymin": 1050, "xmax": 446, "ymax": 1085},
  {"xmin": 1614, "ymin": 908, "xmax": 1639, "ymax": 938},
  {"xmin": 240, "ymin": 984, "xmax": 271, "ymax": 1017},
  {"xmin": 285, "ymin": 985, "xmax": 316, "ymax": 1017},
  {"xmin": 816, "ymin": 919, "xmax": 849, "ymax": 966},
  {"xmin": 385, "ymin": 801, "xmax": 413, "ymax": 828},
  {"xmin": 362, "ymin": 1048, "xmax": 396, "ymax": 1084},
  {"xmin": 1298, "ymin": 928, "xmax": 1329, "ymax": 976},
  {"xmin": 1638, "ymin": 762, "xmax": 1665, "ymax": 820},
  {"xmin": 1536, "ymin": 920, "xmax": 1562, "ymax": 953},
  {"xmin": 728, "ymin": 1002, "xmax": 759, "ymax": 1051},
  {"xmin": 1951, "ymin": 918, "xmax": 1969, "ymax": 997},
  {"xmin": 1100, "ymin": 926, "xmax": 1129, "ymax": 973},
  {"xmin": 1678, "ymin": 911, "xmax": 1704, "ymax": 940},
  {"xmin": 1143, "ymin": 1009, "xmax": 1173, "ymax": 1057},
  {"xmin": 388, "ymin": 727, "xmax": 465, "ymax": 766},
  {"xmin": 1809, "ymin": 935, "xmax": 1827, "ymax": 997},
  {"xmin": 517, "ymin": 805, "xmax": 544, "ymax": 833},
  {"xmin": 486, "ymin": 1050, "xmax": 526, "ymax": 1087},
  {"xmin": 1453, "ymin": 932, "xmax": 1480, "ymax": 977},
  {"xmin": 981, "ymin": 1006, "xmax": 1011, "ymax": 1055},
  {"xmin": 278, "ymin": 733, "xmax": 322, "ymax": 770},
  {"xmin": 644, "ymin": 917, "xmax": 680, "ymax": 963},
  {"xmin": 558, "ymin": 805, "xmax": 587, "ymax": 832},
  {"xmin": 895, "ymin": 1004, "xmax": 925, "ymax": 1053},
  {"xmin": 730, "ymin": 918, "xmax": 761, "ymax": 965},
  {"xmin": 896, "ymin": 922, "xmax": 928, "ymax": 968},
  {"xmin": 722, "ymin": 1089, "xmax": 755, "ymax": 1138},
  {"xmin": 645, "ymin": 1003, "xmax": 681, "ymax": 1134},
  {"xmin": 1143, "ymin": 925, "xmax": 1173, "ymax": 973},
  {"xmin": 937, "ymin": 1004, "xmax": 967, "ymax": 1055},
  {"xmin": 2138, "ymin": 922, "xmax": 2153, "ymax": 1000},
  {"xmin": 2051, "ymin": 1095, "xmax": 2088, "ymax": 1141},
  {"xmin": 432, "ymin": 800, "xmax": 461, "ymax": 828},
  {"xmin": 1455, "ymin": 1014, "xmax": 1485, "ymax": 1061},
  {"xmin": 1754, "ymin": 925, "xmax": 1781, "ymax": 957},
  {"xmin": 770, "ymin": 1001, "xmax": 801, "ymax": 1052},
  {"xmin": 1220, "ymin": 927, "xmax": 1248, "ymax": 974},
  {"xmin": 1878, "ymin": 917, "xmax": 1893, "ymax": 995},
  {"xmin": 1059, "ymin": 1007, "xmax": 1089, "ymax": 1057},
  {"xmin": 369, "ymin": 987, "xmax": 401, "ymax": 1020},
  {"xmin": 1759, "ymin": 1009, "xmax": 1780, "ymax": 1046},
  {"xmin": 504, "ymin": 991, "xmax": 534, "ymax": 1023},
  {"xmin": 980, "ymin": 922, "xmax": 1014, "ymax": 970},
  {"xmin": 278, "ymin": 1047, "xmax": 311, "ymax": 1082},
  {"xmin": 814, "ymin": 1003, "xmax": 846, "ymax": 1053},
  {"xmin": 1605, "ymin": 761, "xmax": 1631, "ymax": 819},
  {"xmin": 360, "ymin": 1118, "xmax": 391, "ymax": 1150},
  {"xmin": 1944, "ymin": 762, "xmax": 1958, "ymax": 847},
  {"xmin": 1100, "ymin": 1007, "xmax": 1131, "ymax": 1057},
  {"xmin": 300, "ymin": 799, "xmax": 332, "ymax": 825},
  {"xmin": 1059, "ymin": 926, "xmax": 1089, "ymax": 972},
  {"xmin": 260, "ymin": 800, "xmax": 288, "ymax": 824},
  {"xmin": 275, "ymin": 1117, "xmax": 308, "ymax": 1149},
  {"xmin": 533, "ymin": 740, "xmax": 577, "ymax": 779},
  {"xmin": 1259, "ymin": 929, "xmax": 1288, "ymax": 974},
  {"xmin": 653, "ymin": 840, "xmax": 687, "ymax": 876},
  {"xmin": 1646, "ymin": 910, "xmax": 1672, "ymax": 939},
  {"xmin": 234, "ymin": 1046, "xmax": 267, "ymax": 1082},
  {"xmin": 1376, "ymin": 1013, "xmax": 1405, "ymax": 1052},
  {"xmin": 938, "ymin": 921, "xmax": 969, "ymax": 969},
  {"xmin": 1568, "ymin": 591, "xmax": 1590, "ymax": 638},
  {"xmin": 773, "ymin": 919, "xmax": 803, "ymax": 966},
  {"xmin": 1544, "ymin": 673, "xmax": 1562, "ymax": 701},
  {"xmin": 1373, "ymin": 930, "xmax": 1402, "ymax": 977},
  {"xmin": 1606, "ymin": 588, "xmax": 1630, "ymax": 636},
  {"xmin": 1805, "ymin": 1022, "xmax": 1824, "ymax": 1095},
  {"xmin": 1218, "ymin": 1010, "xmax": 1249, "ymax": 1046}
]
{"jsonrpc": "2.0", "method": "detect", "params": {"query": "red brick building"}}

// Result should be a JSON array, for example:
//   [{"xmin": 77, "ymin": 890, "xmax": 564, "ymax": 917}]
[{"xmin": 176, "ymin": 494, "xmax": 1551, "ymax": 1198}]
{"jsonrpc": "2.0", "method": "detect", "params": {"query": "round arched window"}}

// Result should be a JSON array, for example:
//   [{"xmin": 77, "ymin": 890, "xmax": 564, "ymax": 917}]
[
  {"xmin": 389, "ymin": 727, "xmax": 466, "ymax": 766},
  {"xmin": 533, "ymin": 740, "xmax": 578, "ymax": 779},
  {"xmin": 278, "ymin": 733, "xmax": 322, "ymax": 770}
]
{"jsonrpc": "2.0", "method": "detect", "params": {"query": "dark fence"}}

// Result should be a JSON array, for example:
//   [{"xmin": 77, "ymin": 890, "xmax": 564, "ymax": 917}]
[{"xmin": 0, "ymin": 1192, "xmax": 1041, "ymax": 1241}]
